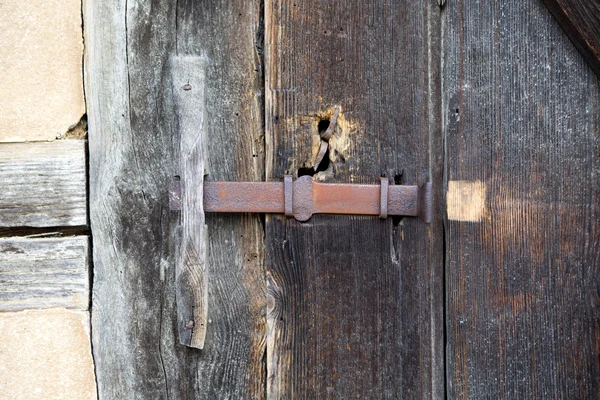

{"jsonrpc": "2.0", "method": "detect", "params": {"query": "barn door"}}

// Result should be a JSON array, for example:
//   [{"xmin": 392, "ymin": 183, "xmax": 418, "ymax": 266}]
[{"xmin": 84, "ymin": 0, "xmax": 598, "ymax": 398}]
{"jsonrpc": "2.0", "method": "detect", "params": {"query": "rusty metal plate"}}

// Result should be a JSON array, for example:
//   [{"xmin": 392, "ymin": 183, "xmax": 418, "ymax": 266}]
[{"xmin": 200, "ymin": 176, "xmax": 431, "ymax": 223}]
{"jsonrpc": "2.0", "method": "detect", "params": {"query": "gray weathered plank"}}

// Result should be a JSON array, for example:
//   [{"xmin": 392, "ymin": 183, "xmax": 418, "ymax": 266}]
[
  {"xmin": 444, "ymin": 0, "xmax": 600, "ymax": 397},
  {"xmin": 265, "ymin": 0, "xmax": 444, "ymax": 398},
  {"xmin": 84, "ymin": 2, "xmax": 198, "ymax": 398},
  {"xmin": 0, "ymin": 236, "xmax": 89, "ymax": 312},
  {"xmin": 85, "ymin": 0, "xmax": 265, "ymax": 398},
  {"xmin": 172, "ymin": 56, "xmax": 208, "ymax": 349},
  {"xmin": 0, "ymin": 141, "xmax": 87, "ymax": 228}
]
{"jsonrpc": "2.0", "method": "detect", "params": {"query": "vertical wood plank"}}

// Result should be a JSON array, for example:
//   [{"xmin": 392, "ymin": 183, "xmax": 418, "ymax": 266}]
[
  {"xmin": 84, "ymin": 1, "xmax": 195, "ymax": 398},
  {"xmin": 444, "ymin": 0, "xmax": 600, "ymax": 397},
  {"xmin": 176, "ymin": 1, "xmax": 267, "ymax": 398},
  {"xmin": 85, "ymin": 0, "xmax": 265, "ymax": 398},
  {"xmin": 172, "ymin": 56, "xmax": 208, "ymax": 349},
  {"xmin": 265, "ymin": 1, "xmax": 444, "ymax": 398}
]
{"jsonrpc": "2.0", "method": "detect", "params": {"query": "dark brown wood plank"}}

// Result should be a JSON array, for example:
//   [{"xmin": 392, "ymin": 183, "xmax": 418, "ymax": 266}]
[
  {"xmin": 0, "ymin": 236, "xmax": 89, "ymax": 312},
  {"xmin": 0, "ymin": 141, "xmax": 87, "ymax": 228},
  {"xmin": 84, "ymin": 0, "xmax": 265, "ymax": 398},
  {"xmin": 543, "ymin": 0, "xmax": 600, "ymax": 79},
  {"xmin": 443, "ymin": 0, "xmax": 600, "ymax": 398},
  {"xmin": 265, "ymin": 1, "xmax": 444, "ymax": 398}
]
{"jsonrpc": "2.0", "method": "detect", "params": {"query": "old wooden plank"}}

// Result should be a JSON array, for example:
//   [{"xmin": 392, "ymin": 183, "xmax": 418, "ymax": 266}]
[
  {"xmin": 543, "ymin": 0, "xmax": 600, "ymax": 79},
  {"xmin": 265, "ymin": 1, "xmax": 443, "ymax": 398},
  {"xmin": 0, "ymin": 141, "xmax": 87, "ymax": 228},
  {"xmin": 176, "ymin": 1, "xmax": 267, "ymax": 397},
  {"xmin": 84, "ymin": 1, "xmax": 199, "ymax": 398},
  {"xmin": 444, "ymin": 0, "xmax": 600, "ymax": 398},
  {"xmin": 85, "ymin": 0, "xmax": 265, "ymax": 398},
  {"xmin": 0, "ymin": 236, "xmax": 89, "ymax": 312},
  {"xmin": 171, "ymin": 56, "xmax": 208, "ymax": 349}
]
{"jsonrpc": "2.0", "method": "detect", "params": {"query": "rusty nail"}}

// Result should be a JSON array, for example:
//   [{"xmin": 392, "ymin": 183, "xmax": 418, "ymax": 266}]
[
  {"xmin": 313, "ymin": 141, "xmax": 330, "ymax": 171},
  {"xmin": 321, "ymin": 106, "xmax": 340, "ymax": 141}
]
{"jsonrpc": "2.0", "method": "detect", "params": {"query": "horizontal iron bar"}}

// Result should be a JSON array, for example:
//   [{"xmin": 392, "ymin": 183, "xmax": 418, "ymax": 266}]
[{"xmin": 202, "ymin": 175, "xmax": 431, "ymax": 223}]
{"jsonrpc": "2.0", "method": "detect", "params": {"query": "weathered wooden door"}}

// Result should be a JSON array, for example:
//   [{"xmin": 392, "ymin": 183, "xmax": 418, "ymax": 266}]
[{"xmin": 84, "ymin": 0, "xmax": 599, "ymax": 398}]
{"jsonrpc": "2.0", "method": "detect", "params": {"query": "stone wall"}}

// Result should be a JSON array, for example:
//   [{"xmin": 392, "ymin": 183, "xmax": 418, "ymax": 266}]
[{"xmin": 0, "ymin": 1, "xmax": 96, "ymax": 398}]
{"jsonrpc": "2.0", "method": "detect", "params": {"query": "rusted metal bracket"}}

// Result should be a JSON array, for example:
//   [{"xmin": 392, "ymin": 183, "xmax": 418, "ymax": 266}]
[{"xmin": 170, "ymin": 175, "xmax": 432, "ymax": 223}]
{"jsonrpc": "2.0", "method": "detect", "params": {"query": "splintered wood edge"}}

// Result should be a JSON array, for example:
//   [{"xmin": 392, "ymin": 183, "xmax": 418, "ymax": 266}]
[{"xmin": 172, "ymin": 55, "xmax": 208, "ymax": 349}]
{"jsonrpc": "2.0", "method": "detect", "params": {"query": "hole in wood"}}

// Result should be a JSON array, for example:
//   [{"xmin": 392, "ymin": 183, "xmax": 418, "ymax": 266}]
[
  {"xmin": 318, "ymin": 118, "xmax": 330, "ymax": 134},
  {"xmin": 298, "ymin": 166, "xmax": 315, "ymax": 177}
]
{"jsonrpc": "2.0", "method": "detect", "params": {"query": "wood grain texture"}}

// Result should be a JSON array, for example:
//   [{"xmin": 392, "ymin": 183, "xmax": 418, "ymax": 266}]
[
  {"xmin": 172, "ymin": 56, "xmax": 208, "ymax": 349},
  {"xmin": 265, "ymin": 1, "xmax": 444, "ymax": 397},
  {"xmin": 84, "ymin": 0, "xmax": 265, "ymax": 397},
  {"xmin": 176, "ymin": 1, "xmax": 267, "ymax": 397},
  {"xmin": 443, "ymin": 0, "xmax": 600, "ymax": 398},
  {"xmin": 0, "ymin": 236, "xmax": 89, "ymax": 311},
  {"xmin": 0, "ymin": 141, "xmax": 87, "ymax": 228},
  {"xmin": 543, "ymin": 0, "xmax": 600, "ymax": 79}
]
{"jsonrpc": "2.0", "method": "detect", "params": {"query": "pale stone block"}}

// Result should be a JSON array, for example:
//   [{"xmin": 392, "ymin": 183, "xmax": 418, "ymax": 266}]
[
  {"xmin": 0, "ymin": 308, "xmax": 97, "ymax": 399},
  {"xmin": 0, "ymin": 0, "xmax": 85, "ymax": 142}
]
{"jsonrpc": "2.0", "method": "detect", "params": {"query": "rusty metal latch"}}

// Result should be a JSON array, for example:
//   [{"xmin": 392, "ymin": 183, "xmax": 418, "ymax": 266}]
[
  {"xmin": 170, "ymin": 175, "xmax": 432, "ymax": 223},
  {"xmin": 169, "ymin": 59, "xmax": 433, "ymax": 351}
]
